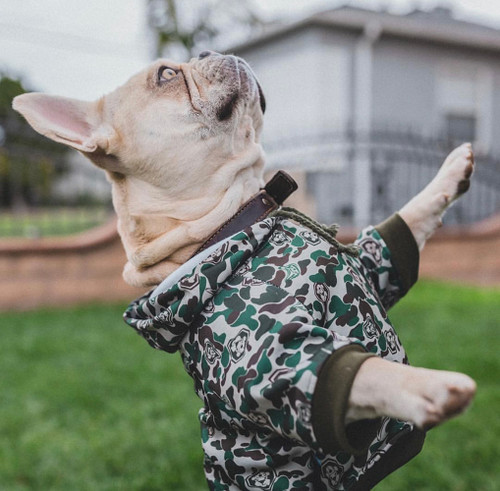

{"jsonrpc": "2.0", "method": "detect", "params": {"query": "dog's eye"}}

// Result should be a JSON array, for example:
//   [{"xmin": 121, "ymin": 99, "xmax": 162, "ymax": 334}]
[{"xmin": 158, "ymin": 66, "xmax": 178, "ymax": 83}]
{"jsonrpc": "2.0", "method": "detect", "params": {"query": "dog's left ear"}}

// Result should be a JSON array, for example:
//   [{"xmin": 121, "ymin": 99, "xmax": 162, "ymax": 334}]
[{"xmin": 12, "ymin": 93, "xmax": 115, "ymax": 154}]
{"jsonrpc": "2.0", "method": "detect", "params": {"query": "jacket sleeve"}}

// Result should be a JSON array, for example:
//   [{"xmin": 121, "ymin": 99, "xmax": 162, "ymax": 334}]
[
  {"xmin": 202, "ymin": 281, "xmax": 378, "ymax": 456},
  {"xmin": 312, "ymin": 344, "xmax": 378, "ymax": 455},
  {"xmin": 355, "ymin": 213, "xmax": 419, "ymax": 310}
]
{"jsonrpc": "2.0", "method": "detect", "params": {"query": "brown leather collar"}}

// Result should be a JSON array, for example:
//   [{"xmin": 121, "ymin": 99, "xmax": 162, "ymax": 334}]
[{"xmin": 193, "ymin": 171, "xmax": 298, "ymax": 256}]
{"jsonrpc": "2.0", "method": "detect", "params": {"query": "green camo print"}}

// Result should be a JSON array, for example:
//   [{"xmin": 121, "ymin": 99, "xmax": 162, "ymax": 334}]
[{"xmin": 124, "ymin": 217, "xmax": 415, "ymax": 490}]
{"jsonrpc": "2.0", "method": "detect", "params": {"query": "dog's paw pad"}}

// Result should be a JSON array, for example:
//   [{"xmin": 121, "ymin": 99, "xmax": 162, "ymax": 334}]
[
  {"xmin": 464, "ymin": 158, "xmax": 474, "ymax": 179},
  {"xmin": 432, "ymin": 143, "xmax": 475, "ymax": 203},
  {"xmin": 457, "ymin": 178, "xmax": 471, "ymax": 195},
  {"xmin": 419, "ymin": 374, "xmax": 476, "ymax": 430}
]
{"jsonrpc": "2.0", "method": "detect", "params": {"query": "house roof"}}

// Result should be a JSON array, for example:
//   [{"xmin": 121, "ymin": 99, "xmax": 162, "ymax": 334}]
[{"xmin": 232, "ymin": 5, "xmax": 500, "ymax": 54}]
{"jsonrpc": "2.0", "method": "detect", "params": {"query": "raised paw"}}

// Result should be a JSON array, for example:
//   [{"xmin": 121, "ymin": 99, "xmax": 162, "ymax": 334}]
[
  {"xmin": 413, "ymin": 369, "xmax": 477, "ymax": 430},
  {"xmin": 347, "ymin": 358, "xmax": 477, "ymax": 430},
  {"xmin": 399, "ymin": 143, "xmax": 476, "ymax": 249},
  {"xmin": 434, "ymin": 142, "xmax": 475, "ymax": 202}
]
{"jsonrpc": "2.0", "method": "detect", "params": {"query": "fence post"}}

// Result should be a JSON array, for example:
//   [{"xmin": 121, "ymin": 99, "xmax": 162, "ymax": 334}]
[{"xmin": 352, "ymin": 21, "xmax": 380, "ymax": 228}]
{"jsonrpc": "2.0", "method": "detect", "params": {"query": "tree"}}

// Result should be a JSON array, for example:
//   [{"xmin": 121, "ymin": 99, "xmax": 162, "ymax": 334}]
[
  {"xmin": 0, "ymin": 75, "xmax": 68, "ymax": 209},
  {"xmin": 146, "ymin": 0, "xmax": 263, "ymax": 59}
]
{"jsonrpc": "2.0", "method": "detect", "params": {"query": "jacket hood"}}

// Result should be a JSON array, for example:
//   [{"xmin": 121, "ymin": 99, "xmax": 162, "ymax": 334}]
[{"xmin": 123, "ymin": 217, "xmax": 279, "ymax": 353}]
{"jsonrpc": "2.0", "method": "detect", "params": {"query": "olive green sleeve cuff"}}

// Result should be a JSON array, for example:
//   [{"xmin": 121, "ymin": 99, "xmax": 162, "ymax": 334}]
[
  {"xmin": 312, "ymin": 345, "xmax": 379, "ymax": 456},
  {"xmin": 375, "ymin": 213, "xmax": 419, "ymax": 295}
]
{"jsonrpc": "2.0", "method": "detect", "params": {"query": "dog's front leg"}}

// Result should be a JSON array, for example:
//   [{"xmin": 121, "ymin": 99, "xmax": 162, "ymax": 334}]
[
  {"xmin": 346, "ymin": 357, "xmax": 476, "ymax": 429},
  {"xmin": 346, "ymin": 144, "xmax": 477, "ymax": 430},
  {"xmin": 399, "ymin": 143, "xmax": 474, "ymax": 250}
]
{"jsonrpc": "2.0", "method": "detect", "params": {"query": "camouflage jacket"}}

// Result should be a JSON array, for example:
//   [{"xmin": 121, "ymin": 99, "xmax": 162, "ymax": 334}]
[{"xmin": 124, "ymin": 214, "xmax": 425, "ymax": 490}]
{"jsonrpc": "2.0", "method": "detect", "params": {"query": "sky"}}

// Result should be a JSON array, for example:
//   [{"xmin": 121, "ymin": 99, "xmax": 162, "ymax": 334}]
[{"xmin": 1, "ymin": 0, "xmax": 500, "ymax": 100}]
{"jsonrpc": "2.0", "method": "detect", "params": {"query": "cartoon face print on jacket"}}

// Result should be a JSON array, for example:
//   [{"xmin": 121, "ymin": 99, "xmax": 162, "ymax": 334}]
[
  {"xmin": 321, "ymin": 459, "xmax": 344, "ymax": 488},
  {"xmin": 228, "ymin": 328, "xmax": 250, "ymax": 362},
  {"xmin": 246, "ymin": 469, "xmax": 276, "ymax": 489},
  {"xmin": 359, "ymin": 237, "xmax": 382, "ymax": 263}
]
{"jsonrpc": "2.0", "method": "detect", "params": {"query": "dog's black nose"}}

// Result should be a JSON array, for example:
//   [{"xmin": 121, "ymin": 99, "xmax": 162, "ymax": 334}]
[{"xmin": 198, "ymin": 50, "xmax": 213, "ymax": 60}]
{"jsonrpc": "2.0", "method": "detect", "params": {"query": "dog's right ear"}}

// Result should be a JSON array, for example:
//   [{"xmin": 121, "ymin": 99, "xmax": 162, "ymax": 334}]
[{"xmin": 12, "ymin": 93, "xmax": 112, "ymax": 154}]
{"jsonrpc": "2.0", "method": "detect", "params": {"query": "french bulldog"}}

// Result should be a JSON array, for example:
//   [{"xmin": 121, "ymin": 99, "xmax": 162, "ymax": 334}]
[
  {"xmin": 13, "ymin": 51, "xmax": 476, "ymax": 488},
  {"xmin": 14, "ymin": 52, "xmax": 267, "ymax": 288}
]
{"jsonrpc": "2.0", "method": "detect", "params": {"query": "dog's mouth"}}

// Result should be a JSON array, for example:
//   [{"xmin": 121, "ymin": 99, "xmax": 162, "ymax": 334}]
[
  {"xmin": 236, "ymin": 57, "xmax": 266, "ymax": 114},
  {"xmin": 182, "ymin": 54, "xmax": 265, "ymax": 120}
]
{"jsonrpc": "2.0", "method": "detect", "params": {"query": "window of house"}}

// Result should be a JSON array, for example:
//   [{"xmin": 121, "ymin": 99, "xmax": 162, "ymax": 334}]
[
  {"xmin": 436, "ymin": 62, "xmax": 492, "ymax": 151},
  {"xmin": 445, "ymin": 113, "xmax": 476, "ymax": 142}
]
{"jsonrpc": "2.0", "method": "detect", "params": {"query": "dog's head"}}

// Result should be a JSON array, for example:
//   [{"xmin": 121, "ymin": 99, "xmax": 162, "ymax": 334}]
[
  {"xmin": 13, "ymin": 52, "xmax": 268, "ymax": 287},
  {"xmin": 12, "ymin": 52, "xmax": 266, "ymax": 191}
]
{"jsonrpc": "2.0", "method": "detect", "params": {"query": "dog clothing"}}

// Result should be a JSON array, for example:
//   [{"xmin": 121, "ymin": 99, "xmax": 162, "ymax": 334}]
[{"xmin": 124, "ymin": 213, "xmax": 424, "ymax": 490}]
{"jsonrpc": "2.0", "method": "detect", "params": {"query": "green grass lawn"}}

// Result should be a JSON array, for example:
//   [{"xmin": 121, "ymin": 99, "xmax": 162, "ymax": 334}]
[
  {"xmin": 0, "ymin": 208, "xmax": 111, "ymax": 238},
  {"xmin": 1, "ymin": 281, "xmax": 498, "ymax": 490}
]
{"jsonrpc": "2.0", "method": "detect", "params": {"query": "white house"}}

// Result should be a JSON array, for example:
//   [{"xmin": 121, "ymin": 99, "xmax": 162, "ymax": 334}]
[{"xmin": 232, "ymin": 5, "xmax": 500, "ymax": 227}]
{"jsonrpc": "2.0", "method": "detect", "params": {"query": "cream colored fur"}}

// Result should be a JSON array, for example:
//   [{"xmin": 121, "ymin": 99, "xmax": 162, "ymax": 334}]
[
  {"xmin": 13, "ymin": 54, "xmax": 476, "ymax": 437},
  {"xmin": 13, "ymin": 54, "xmax": 265, "ymax": 287}
]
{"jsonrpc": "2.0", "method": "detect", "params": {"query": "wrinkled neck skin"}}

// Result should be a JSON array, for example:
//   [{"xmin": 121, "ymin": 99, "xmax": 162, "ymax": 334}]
[
  {"xmin": 106, "ymin": 139, "xmax": 265, "ymax": 289},
  {"xmin": 86, "ymin": 54, "xmax": 267, "ymax": 289},
  {"xmin": 11, "ymin": 52, "xmax": 267, "ymax": 290}
]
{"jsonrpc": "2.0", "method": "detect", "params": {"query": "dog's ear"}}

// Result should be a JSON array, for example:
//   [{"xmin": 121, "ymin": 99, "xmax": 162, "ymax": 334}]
[{"xmin": 12, "ymin": 93, "xmax": 110, "ymax": 153}]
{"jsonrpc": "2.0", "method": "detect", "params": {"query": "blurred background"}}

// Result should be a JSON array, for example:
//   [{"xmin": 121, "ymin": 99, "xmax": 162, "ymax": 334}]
[
  {"xmin": 0, "ymin": 1, "xmax": 499, "ymax": 490},
  {"xmin": 0, "ymin": 0, "xmax": 499, "ymax": 309}
]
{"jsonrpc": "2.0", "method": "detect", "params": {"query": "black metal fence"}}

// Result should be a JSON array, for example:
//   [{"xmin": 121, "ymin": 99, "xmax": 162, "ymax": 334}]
[
  {"xmin": 265, "ymin": 127, "xmax": 499, "ymax": 227},
  {"xmin": 0, "ymin": 124, "xmax": 498, "ymax": 238},
  {"xmin": 369, "ymin": 128, "xmax": 499, "ymax": 225}
]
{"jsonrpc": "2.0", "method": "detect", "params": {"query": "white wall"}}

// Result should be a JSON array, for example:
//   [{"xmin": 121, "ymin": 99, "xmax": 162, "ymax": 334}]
[{"xmin": 239, "ymin": 29, "xmax": 350, "ymax": 146}]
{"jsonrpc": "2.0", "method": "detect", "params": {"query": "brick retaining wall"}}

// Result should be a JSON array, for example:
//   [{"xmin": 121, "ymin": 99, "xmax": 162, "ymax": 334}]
[
  {"xmin": 419, "ymin": 214, "xmax": 500, "ymax": 287},
  {"xmin": 0, "ymin": 215, "xmax": 498, "ymax": 311},
  {"xmin": 0, "ymin": 219, "xmax": 144, "ymax": 311}
]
